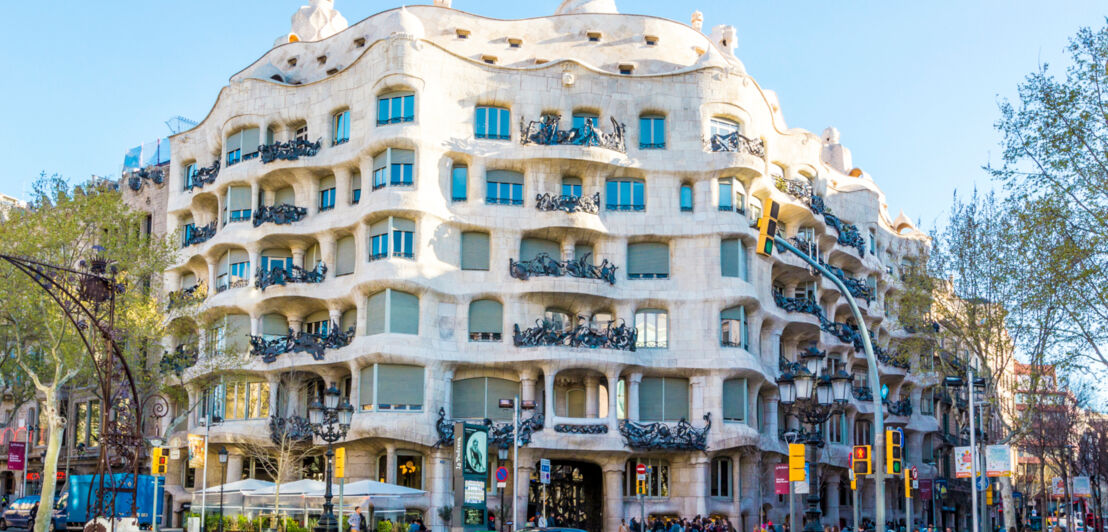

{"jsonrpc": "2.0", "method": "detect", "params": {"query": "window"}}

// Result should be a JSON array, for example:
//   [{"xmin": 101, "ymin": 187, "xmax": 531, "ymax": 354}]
[
  {"xmin": 294, "ymin": 126, "xmax": 309, "ymax": 141},
  {"xmin": 359, "ymin": 364, "xmax": 425, "ymax": 411},
  {"xmin": 224, "ymin": 186, "xmax": 252, "ymax": 223},
  {"xmin": 572, "ymin": 112, "xmax": 599, "ymax": 132},
  {"xmin": 351, "ymin": 171, "xmax": 362, "ymax": 204},
  {"xmin": 304, "ymin": 310, "xmax": 331, "ymax": 336},
  {"xmin": 645, "ymin": 35, "xmax": 658, "ymax": 46},
  {"xmin": 921, "ymin": 388, "xmax": 935, "ymax": 415},
  {"xmin": 332, "ymin": 110, "xmax": 350, "ymax": 145},
  {"xmin": 624, "ymin": 459, "xmax": 668, "ymax": 497},
  {"xmin": 587, "ymin": 31, "xmax": 602, "ymax": 42},
  {"xmin": 605, "ymin": 178, "xmax": 645, "ymax": 211},
  {"xmin": 365, "ymin": 289, "xmax": 420, "ymax": 335},
  {"xmin": 679, "ymin": 184, "xmax": 693, "ymax": 212},
  {"xmin": 508, "ymin": 38, "xmax": 522, "ymax": 48},
  {"xmin": 73, "ymin": 400, "xmax": 101, "ymax": 447},
  {"xmin": 635, "ymin": 309, "xmax": 668, "ymax": 349},
  {"xmin": 710, "ymin": 457, "xmax": 732, "ymax": 497},
  {"xmin": 640, "ymin": 116, "xmax": 665, "ymax": 149},
  {"xmin": 710, "ymin": 118, "xmax": 740, "ymax": 137},
  {"xmin": 869, "ymin": 229, "xmax": 877, "ymax": 254},
  {"xmin": 795, "ymin": 281, "xmax": 817, "ymax": 303},
  {"xmin": 627, "ymin": 242, "xmax": 669, "ymax": 279},
  {"xmin": 451, "ymin": 165, "xmax": 468, "ymax": 201},
  {"xmin": 451, "ymin": 377, "xmax": 519, "ymax": 420},
  {"xmin": 825, "ymin": 412, "xmax": 846, "ymax": 444},
  {"xmin": 486, "ymin": 170, "xmax": 524, "ymax": 205},
  {"xmin": 217, "ymin": 250, "xmax": 249, "ymax": 292},
  {"xmin": 854, "ymin": 420, "xmax": 873, "ymax": 446},
  {"xmin": 372, "ymin": 148, "xmax": 414, "ymax": 190},
  {"xmin": 720, "ymin": 238, "xmax": 748, "ymax": 281},
  {"xmin": 378, "ymin": 92, "xmax": 415, "ymax": 125},
  {"xmin": 319, "ymin": 175, "xmax": 336, "ymax": 211},
  {"xmin": 393, "ymin": 453, "xmax": 423, "ymax": 489},
  {"xmin": 469, "ymin": 299, "xmax": 503, "ymax": 341},
  {"xmin": 336, "ymin": 235, "xmax": 356, "ymax": 276},
  {"xmin": 461, "ymin": 232, "xmax": 490, "ymax": 271},
  {"xmin": 226, "ymin": 127, "xmax": 260, "ymax": 166},
  {"xmin": 619, "ymin": 64, "xmax": 634, "ymax": 75},
  {"xmin": 475, "ymin": 106, "xmax": 511, "ymax": 140},
  {"xmin": 209, "ymin": 379, "xmax": 271, "ymax": 421},
  {"xmin": 482, "ymin": 55, "xmax": 498, "ymax": 65},
  {"xmin": 639, "ymin": 377, "xmax": 687, "ymax": 421},
  {"xmin": 720, "ymin": 306, "xmax": 749, "ymax": 349},
  {"xmin": 562, "ymin": 176, "xmax": 582, "ymax": 198},
  {"xmin": 520, "ymin": 237, "xmax": 560, "ymax": 263},
  {"xmin": 183, "ymin": 163, "xmax": 197, "ymax": 190},
  {"xmin": 260, "ymin": 251, "xmax": 293, "ymax": 272},
  {"xmin": 261, "ymin": 313, "xmax": 289, "ymax": 341},
  {"xmin": 368, "ymin": 217, "xmax": 415, "ymax": 260},
  {"xmin": 722, "ymin": 378, "xmax": 747, "ymax": 422}
]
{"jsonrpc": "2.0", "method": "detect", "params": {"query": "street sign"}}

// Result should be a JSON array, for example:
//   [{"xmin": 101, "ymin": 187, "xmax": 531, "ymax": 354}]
[
  {"xmin": 335, "ymin": 447, "xmax": 346, "ymax": 479},
  {"xmin": 788, "ymin": 444, "xmax": 806, "ymax": 482},
  {"xmin": 540, "ymin": 458, "xmax": 551, "ymax": 485},
  {"xmin": 794, "ymin": 464, "xmax": 811, "ymax": 494},
  {"xmin": 976, "ymin": 471, "xmax": 990, "ymax": 492},
  {"xmin": 496, "ymin": 467, "xmax": 509, "ymax": 483},
  {"xmin": 636, "ymin": 463, "xmax": 646, "ymax": 481}
]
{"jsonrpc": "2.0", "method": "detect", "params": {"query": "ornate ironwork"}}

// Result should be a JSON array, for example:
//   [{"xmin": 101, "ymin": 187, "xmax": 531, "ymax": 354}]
[
  {"xmin": 509, "ymin": 252, "xmax": 617, "ymax": 285},
  {"xmin": 885, "ymin": 398, "xmax": 913, "ymax": 417},
  {"xmin": 520, "ymin": 114, "xmax": 627, "ymax": 153},
  {"xmin": 432, "ymin": 407, "xmax": 545, "ymax": 448},
  {"xmin": 268, "ymin": 414, "xmax": 314, "ymax": 445},
  {"xmin": 512, "ymin": 315, "xmax": 636, "ymax": 351},
  {"xmin": 852, "ymin": 386, "xmax": 873, "ymax": 402},
  {"xmin": 250, "ymin": 325, "xmax": 354, "ymax": 363},
  {"xmin": 158, "ymin": 344, "xmax": 198, "ymax": 377},
  {"xmin": 255, "ymin": 262, "xmax": 327, "ymax": 291},
  {"xmin": 216, "ymin": 278, "xmax": 249, "ymax": 293},
  {"xmin": 260, "ymin": 138, "xmax": 322, "ymax": 164},
  {"xmin": 779, "ymin": 354, "xmax": 803, "ymax": 374},
  {"xmin": 183, "ymin": 222, "xmax": 216, "ymax": 248},
  {"xmin": 774, "ymin": 177, "xmax": 812, "ymax": 203},
  {"xmin": 822, "ymin": 212, "xmax": 866, "ymax": 257},
  {"xmin": 253, "ymin": 203, "xmax": 307, "ymax": 226},
  {"xmin": 554, "ymin": 424, "xmax": 609, "ymax": 434},
  {"xmin": 535, "ymin": 192, "xmax": 601, "ymax": 214},
  {"xmin": 0, "ymin": 252, "xmax": 166, "ymax": 526},
  {"xmin": 809, "ymin": 195, "xmax": 827, "ymax": 215},
  {"xmin": 708, "ymin": 131, "xmax": 766, "ymax": 157},
  {"xmin": 126, "ymin": 166, "xmax": 166, "ymax": 192},
  {"xmin": 185, "ymin": 160, "xmax": 220, "ymax": 191},
  {"xmin": 166, "ymin": 282, "xmax": 206, "ymax": 310},
  {"xmin": 618, "ymin": 413, "xmax": 711, "ymax": 451},
  {"xmin": 773, "ymin": 292, "xmax": 822, "ymax": 317}
]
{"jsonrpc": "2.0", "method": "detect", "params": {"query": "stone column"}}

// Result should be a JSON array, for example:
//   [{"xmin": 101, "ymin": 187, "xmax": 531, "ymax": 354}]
[
  {"xmin": 429, "ymin": 448, "xmax": 453, "ymax": 531},
  {"xmin": 246, "ymin": 244, "xmax": 261, "ymax": 285},
  {"xmin": 628, "ymin": 373, "xmax": 642, "ymax": 421},
  {"xmin": 288, "ymin": 314, "xmax": 303, "ymax": 334},
  {"xmin": 216, "ymin": 191, "xmax": 225, "ymax": 227},
  {"xmin": 319, "ymin": 232, "xmax": 337, "ymax": 278},
  {"xmin": 334, "ymin": 167, "xmax": 351, "ymax": 208},
  {"xmin": 543, "ymin": 370, "xmax": 556, "ymax": 424},
  {"xmin": 349, "ymin": 360, "xmax": 362, "ymax": 409},
  {"xmin": 386, "ymin": 445, "xmax": 397, "ymax": 484},
  {"xmin": 824, "ymin": 470, "xmax": 842, "ymax": 527},
  {"xmin": 731, "ymin": 452, "xmax": 743, "ymax": 524},
  {"xmin": 692, "ymin": 455, "xmax": 709, "ymax": 517},
  {"xmin": 520, "ymin": 370, "xmax": 537, "ymax": 405},
  {"xmin": 766, "ymin": 397, "xmax": 780, "ymax": 439},
  {"xmin": 516, "ymin": 460, "xmax": 535, "ymax": 528},
  {"xmin": 603, "ymin": 463, "xmax": 625, "ymax": 532},
  {"xmin": 291, "ymin": 246, "xmax": 306, "ymax": 269},
  {"xmin": 308, "ymin": 178, "xmax": 321, "ymax": 215},
  {"xmin": 250, "ymin": 182, "xmax": 260, "ymax": 216},
  {"xmin": 585, "ymin": 376, "xmax": 599, "ymax": 418},
  {"xmin": 607, "ymin": 370, "xmax": 621, "ymax": 432},
  {"xmin": 740, "ymin": 451, "xmax": 761, "ymax": 529},
  {"xmin": 206, "ymin": 258, "xmax": 218, "ymax": 290},
  {"xmin": 561, "ymin": 240, "xmax": 574, "ymax": 262},
  {"xmin": 690, "ymin": 375, "xmax": 707, "ymax": 422},
  {"xmin": 226, "ymin": 454, "xmax": 245, "ymax": 483}
]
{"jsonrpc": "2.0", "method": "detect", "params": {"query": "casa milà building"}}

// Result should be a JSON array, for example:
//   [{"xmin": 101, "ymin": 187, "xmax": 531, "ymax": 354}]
[{"xmin": 156, "ymin": 1, "xmax": 947, "ymax": 531}]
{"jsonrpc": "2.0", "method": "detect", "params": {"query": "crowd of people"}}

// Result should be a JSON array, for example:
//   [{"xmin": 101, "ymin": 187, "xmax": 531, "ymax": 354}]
[{"xmin": 623, "ymin": 515, "xmax": 738, "ymax": 532}]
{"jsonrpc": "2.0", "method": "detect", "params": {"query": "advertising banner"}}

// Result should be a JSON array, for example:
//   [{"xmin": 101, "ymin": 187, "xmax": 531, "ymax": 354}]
[
  {"xmin": 955, "ymin": 446, "xmax": 974, "ymax": 478},
  {"xmin": 774, "ymin": 464, "xmax": 789, "ymax": 495},
  {"xmin": 1073, "ymin": 476, "xmax": 1091, "ymax": 498},
  {"xmin": 7, "ymin": 441, "xmax": 25, "ymax": 471},
  {"xmin": 187, "ymin": 434, "xmax": 206, "ymax": 469},
  {"xmin": 986, "ymin": 445, "xmax": 1012, "ymax": 477},
  {"xmin": 1051, "ymin": 478, "xmax": 1066, "ymax": 497},
  {"xmin": 920, "ymin": 479, "xmax": 933, "ymax": 500}
]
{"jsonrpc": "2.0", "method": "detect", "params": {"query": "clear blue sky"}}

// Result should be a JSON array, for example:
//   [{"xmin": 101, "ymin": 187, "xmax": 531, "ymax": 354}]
[{"xmin": 1, "ymin": 1, "xmax": 1103, "ymax": 228}]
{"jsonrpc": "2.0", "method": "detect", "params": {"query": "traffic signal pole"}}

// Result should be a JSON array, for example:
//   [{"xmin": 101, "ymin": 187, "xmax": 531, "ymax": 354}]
[
  {"xmin": 906, "ymin": 470, "xmax": 912, "ymax": 532},
  {"xmin": 773, "ymin": 237, "xmax": 887, "ymax": 530}
]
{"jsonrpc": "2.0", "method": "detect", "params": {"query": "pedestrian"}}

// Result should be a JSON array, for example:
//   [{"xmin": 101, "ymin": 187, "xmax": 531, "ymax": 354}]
[
  {"xmin": 349, "ymin": 506, "xmax": 364, "ymax": 532},
  {"xmin": 631, "ymin": 518, "xmax": 642, "ymax": 532},
  {"xmin": 621, "ymin": 519, "xmax": 630, "ymax": 532}
]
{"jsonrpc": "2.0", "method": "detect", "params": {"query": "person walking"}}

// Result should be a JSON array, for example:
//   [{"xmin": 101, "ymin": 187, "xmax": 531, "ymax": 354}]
[
  {"xmin": 349, "ymin": 506, "xmax": 364, "ymax": 532},
  {"xmin": 620, "ymin": 519, "xmax": 630, "ymax": 532}
]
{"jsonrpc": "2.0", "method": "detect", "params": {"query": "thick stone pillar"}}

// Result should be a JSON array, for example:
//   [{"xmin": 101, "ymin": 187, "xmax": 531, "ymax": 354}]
[
  {"xmin": 386, "ymin": 445, "xmax": 397, "ymax": 484},
  {"xmin": 691, "ymin": 455, "xmax": 709, "ymax": 517},
  {"xmin": 603, "ymin": 463, "xmax": 624, "ymax": 532},
  {"xmin": 267, "ymin": 374, "xmax": 281, "ymax": 418},
  {"xmin": 319, "ymin": 232, "xmax": 337, "ymax": 278},
  {"xmin": 628, "ymin": 373, "xmax": 642, "ymax": 421},
  {"xmin": 429, "ymin": 448, "xmax": 453, "ymax": 531},
  {"xmin": 349, "ymin": 360, "xmax": 362, "ymax": 409},
  {"xmin": 824, "ymin": 471, "xmax": 842, "ymax": 527},
  {"xmin": 766, "ymin": 398, "xmax": 780, "ymax": 439},
  {"xmin": 246, "ymin": 245, "xmax": 261, "ymax": 285},
  {"xmin": 226, "ymin": 454, "xmax": 244, "ymax": 483},
  {"xmin": 291, "ymin": 246, "xmax": 305, "ymax": 269},
  {"xmin": 520, "ymin": 370, "xmax": 537, "ymax": 405},
  {"xmin": 585, "ymin": 376, "xmax": 599, "ymax": 418},
  {"xmin": 731, "ymin": 452, "xmax": 743, "ymax": 524},
  {"xmin": 543, "ymin": 371, "xmax": 556, "ymax": 423},
  {"xmin": 607, "ymin": 370, "xmax": 621, "ymax": 432},
  {"xmin": 250, "ymin": 182, "xmax": 260, "ymax": 216},
  {"xmin": 333, "ymin": 167, "xmax": 351, "ymax": 208}
]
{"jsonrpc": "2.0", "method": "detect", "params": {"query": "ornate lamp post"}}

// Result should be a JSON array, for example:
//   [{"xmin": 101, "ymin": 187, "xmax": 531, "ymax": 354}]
[
  {"xmin": 217, "ymin": 447, "xmax": 229, "ymax": 532},
  {"xmin": 308, "ymin": 383, "xmax": 354, "ymax": 532},
  {"xmin": 779, "ymin": 348, "xmax": 851, "ymax": 532}
]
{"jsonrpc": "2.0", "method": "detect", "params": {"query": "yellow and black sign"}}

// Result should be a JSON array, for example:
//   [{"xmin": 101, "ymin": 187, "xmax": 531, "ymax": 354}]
[
  {"xmin": 335, "ymin": 447, "xmax": 346, "ymax": 479},
  {"xmin": 788, "ymin": 444, "xmax": 806, "ymax": 482}
]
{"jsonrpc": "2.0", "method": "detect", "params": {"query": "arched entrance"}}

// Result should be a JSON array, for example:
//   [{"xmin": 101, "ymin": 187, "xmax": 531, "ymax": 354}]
[{"xmin": 528, "ymin": 460, "xmax": 602, "ymax": 532}]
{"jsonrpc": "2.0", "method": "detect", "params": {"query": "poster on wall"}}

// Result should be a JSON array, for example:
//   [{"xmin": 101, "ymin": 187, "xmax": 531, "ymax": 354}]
[
  {"xmin": 985, "ymin": 445, "xmax": 1012, "ymax": 477},
  {"xmin": 954, "ymin": 446, "xmax": 974, "ymax": 478},
  {"xmin": 187, "ymin": 434, "xmax": 206, "ymax": 469},
  {"xmin": 462, "ymin": 425, "xmax": 488, "ymax": 476}
]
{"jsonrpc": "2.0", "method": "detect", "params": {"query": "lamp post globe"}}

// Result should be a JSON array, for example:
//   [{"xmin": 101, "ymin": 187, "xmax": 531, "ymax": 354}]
[
  {"xmin": 795, "ymin": 369, "xmax": 815, "ymax": 402},
  {"xmin": 309, "ymin": 382, "xmax": 351, "ymax": 532},
  {"xmin": 779, "ymin": 373, "xmax": 797, "ymax": 405}
]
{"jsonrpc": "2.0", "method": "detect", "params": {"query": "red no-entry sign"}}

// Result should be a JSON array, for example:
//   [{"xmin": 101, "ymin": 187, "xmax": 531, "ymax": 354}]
[{"xmin": 636, "ymin": 463, "xmax": 647, "ymax": 480}]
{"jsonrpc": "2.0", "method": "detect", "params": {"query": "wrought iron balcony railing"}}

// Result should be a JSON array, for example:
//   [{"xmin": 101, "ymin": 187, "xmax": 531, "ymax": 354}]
[
  {"xmin": 773, "ymin": 292, "xmax": 823, "ymax": 317},
  {"xmin": 618, "ymin": 413, "xmax": 711, "ymax": 451},
  {"xmin": 126, "ymin": 166, "xmax": 166, "ymax": 192},
  {"xmin": 513, "ymin": 316, "xmax": 636, "ymax": 351},
  {"xmin": 250, "ymin": 325, "xmax": 354, "ymax": 363},
  {"xmin": 433, "ymin": 408, "xmax": 544, "ymax": 448},
  {"xmin": 255, "ymin": 263, "xmax": 327, "ymax": 291},
  {"xmin": 875, "ymin": 345, "xmax": 911, "ymax": 369},
  {"xmin": 253, "ymin": 204, "xmax": 307, "ymax": 226},
  {"xmin": 535, "ymin": 192, "xmax": 600, "ymax": 214},
  {"xmin": 166, "ymin": 282, "xmax": 207, "ymax": 310},
  {"xmin": 159, "ymin": 344, "xmax": 198, "ymax": 377},
  {"xmin": 182, "ymin": 222, "xmax": 217, "ymax": 248},
  {"xmin": 823, "ymin": 213, "xmax": 866, "ymax": 257},
  {"xmin": 774, "ymin": 177, "xmax": 812, "ymax": 204},
  {"xmin": 885, "ymin": 398, "xmax": 913, "ymax": 417},
  {"xmin": 260, "ymin": 138, "xmax": 322, "ymax": 164},
  {"xmin": 509, "ymin": 252, "xmax": 617, "ymax": 285},
  {"xmin": 779, "ymin": 354, "xmax": 803, "ymax": 374},
  {"xmin": 185, "ymin": 161, "xmax": 220, "ymax": 191},
  {"xmin": 520, "ymin": 114, "xmax": 628, "ymax": 153},
  {"xmin": 554, "ymin": 424, "xmax": 609, "ymax": 434},
  {"xmin": 708, "ymin": 131, "xmax": 767, "ymax": 157},
  {"xmin": 853, "ymin": 386, "xmax": 874, "ymax": 401}
]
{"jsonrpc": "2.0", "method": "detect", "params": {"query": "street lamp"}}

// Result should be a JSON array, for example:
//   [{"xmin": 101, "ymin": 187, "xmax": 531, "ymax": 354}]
[
  {"xmin": 778, "ymin": 351, "xmax": 851, "ymax": 532},
  {"xmin": 308, "ymin": 383, "xmax": 354, "ymax": 532},
  {"xmin": 944, "ymin": 373, "xmax": 987, "ymax": 532},
  {"xmin": 217, "ymin": 447, "xmax": 229, "ymax": 532},
  {"xmin": 498, "ymin": 397, "xmax": 536, "ymax": 532}
]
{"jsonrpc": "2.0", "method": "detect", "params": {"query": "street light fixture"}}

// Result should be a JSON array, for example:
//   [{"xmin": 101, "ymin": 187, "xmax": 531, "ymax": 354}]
[
  {"xmin": 308, "ymin": 383, "xmax": 354, "ymax": 532},
  {"xmin": 498, "ymin": 396, "xmax": 536, "ymax": 532},
  {"xmin": 217, "ymin": 447, "xmax": 229, "ymax": 532}
]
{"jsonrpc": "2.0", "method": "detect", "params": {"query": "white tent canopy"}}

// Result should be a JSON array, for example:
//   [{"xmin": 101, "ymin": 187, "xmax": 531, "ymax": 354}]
[
  {"xmin": 198, "ymin": 479, "xmax": 275, "ymax": 494},
  {"xmin": 247, "ymin": 479, "xmax": 325, "ymax": 496},
  {"xmin": 335, "ymin": 480, "xmax": 424, "ymax": 497}
]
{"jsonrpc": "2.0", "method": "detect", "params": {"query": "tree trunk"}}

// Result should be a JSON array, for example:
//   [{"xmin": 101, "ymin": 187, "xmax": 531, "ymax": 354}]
[
  {"xmin": 1062, "ymin": 471, "xmax": 1073, "ymax": 532},
  {"xmin": 1041, "ymin": 461, "xmax": 1048, "ymax": 528},
  {"xmin": 1000, "ymin": 476, "xmax": 1016, "ymax": 532},
  {"xmin": 33, "ymin": 395, "xmax": 63, "ymax": 532}
]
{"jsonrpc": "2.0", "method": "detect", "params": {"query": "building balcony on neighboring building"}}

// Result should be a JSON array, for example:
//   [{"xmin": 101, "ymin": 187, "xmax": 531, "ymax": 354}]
[
  {"xmin": 253, "ymin": 204, "xmax": 308, "ymax": 226},
  {"xmin": 259, "ymin": 138, "xmax": 322, "ymax": 164},
  {"xmin": 508, "ymin": 252, "xmax": 617, "ymax": 285},
  {"xmin": 520, "ymin": 114, "xmax": 628, "ymax": 153},
  {"xmin": 512, "ymin": 315, "xmax": 636, "ymax": 351},
  {"xmin": 255, "ymin": 262, "xmax": 327, "ymax": 291},
  {"xmin": 184, "ymin": 160, "xmax": 220, "ymax": 192},
  {"xmin": 250, "ymin": 325, "xmax": 354, "ymax": 363},
  {"xmin": 534, "ymin": 192, "xmax": 601, "ymax": 214},
  {"xmin": 126, "ymin": 165, "xmax": 166, "ymax": 192}
]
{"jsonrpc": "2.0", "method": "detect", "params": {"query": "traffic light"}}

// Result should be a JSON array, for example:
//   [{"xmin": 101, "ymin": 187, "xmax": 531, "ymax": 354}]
[
  {"xmin": 335, "ymin": 447, "xmax": 346, "ymax": 479},
  {"xmin": 151, "ymin": 447, "xmax": 167, "ymax": 476},
  {"xmin": 637, "ymin": 479, "xmax": 647, "ymax": 495},
  {"xmin": 849, "ymin": 469, "xmax": 857, "ymax": 491},
  {"xmin": 886, "ymin": 429, "xmax": 903, "ymax": 475},
  {"xmin": 788, "ymin": 444, "xmax": 806, "ymax": 482},
  {"xmin": 852, "ymin": 445, "xmax": 872, "ymax": 476},
  {"xmin": 756, "ymin": 198, "xmax": 780, "ymax": 256}
]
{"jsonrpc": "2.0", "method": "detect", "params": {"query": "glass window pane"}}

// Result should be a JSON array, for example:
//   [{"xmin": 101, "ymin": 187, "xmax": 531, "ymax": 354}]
[
  {"xmin": 632, "ymin": 181, "xmax": 644, "ymax": 208},
  {"xmin": 620, "ymin": 181, "xmax": 631, "ymax": 207},
  {"xmin": 498, "ymin": 109, "xmax": 511, "ymax": 138},
  {"xmin": 475, "ymin": 108, "xmax": 487, "ymax": 136}
]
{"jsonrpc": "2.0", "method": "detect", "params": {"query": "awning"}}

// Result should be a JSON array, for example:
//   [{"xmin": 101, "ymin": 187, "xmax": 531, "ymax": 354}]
[{"xmin": 198, "ymin": 479, "xmax": 275, "ymax": 494}]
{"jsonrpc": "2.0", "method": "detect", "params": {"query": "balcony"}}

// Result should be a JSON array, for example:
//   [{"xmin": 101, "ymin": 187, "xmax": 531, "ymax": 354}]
[
  {"xmin": 126, "ymin": 166, "xmax": 166, "ymax": 192},
  {"xmin": 185, "ymin": 161, "xmax": 220, "ymax": 192},
  {"xmin": 618, "ymin": 413, "xmax": 711, "ymax": 451},
  {"xmin": 216, "ymin": 278, "xmax": 249, "ymax": 293},
  {"xmin": 535, "ymin": 192, "xmax": 600, "ymax": 214},
  {"xmin": 853, "ymin": 386, "xmax": 874, "ymax": 401},
  {"xmin": 875, "ymin": 345, "xmax": 911, "ymax": 370},
  {"xmin": 159, "ymin": 344, "xmax": 198, "ymax": 376},
  {"xmin": 520, "ymin": 114, "xmax": 627, "ymax": 153},
  {"xmin": 255, "ymin": 263, "xmax": 327, "ymax": 291},
  {"xmin": 250, "ymin": 326, "xmax": 353, "ymax": 363},
  {"xmin": 512, "ymin": 316, "xmax": 636, "ymax": 351},
  {"xmin": 773, "ymin": 292, "xmax": 823, "ymax": 318},
  {"xmin": 885, "ymin": 398, "xmax": 913, "ymax": 417},
  {"xmin": 553, "ymin": 423, "xmax": 609, "ymax": 435},
  {"xmin": 253, "ymin": 204, "xmax": 307, "ymax": 227},
  {"xmin": 774, "ymin": 177, "xmax": 812, "ymax": 204},
  {"xmin": 708, "ymin": 131, "xmax": 766, "ymax": 157},
  {"xmin": 166, "ymin": 282, "xmax": 207, "ymax": 310},
  {"xmin": 433, "ymin": 408, "xmax": 544, "ymax": 448},
  {"xmin": 182, "ymin": 222, "xmax": 216, "ymax": 248},
  {"xmin": 509, "ymin": 252, "xmax": 617, "ymax": 285},
  {"xmin": 259, "ymin": 138, "xmax": 322, "ymax": 164},
  {"xmin": 823, "ymin": 213, "xmax": 866, "ymax": 257}
]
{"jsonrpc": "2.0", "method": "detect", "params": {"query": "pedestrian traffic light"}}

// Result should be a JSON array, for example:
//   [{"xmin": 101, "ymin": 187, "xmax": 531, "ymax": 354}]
[
  {"xmin": 335, "ymin": 447, "xmax": 346, "ymax": 479},
  {"xmin": 756, "ymin": 198, "xmax": 780, "ymax": 256},
  {"xmin": 150, "ymin": 447, "xmax": 167, "ymax": 476},
  {"xmin": 852, "ymin": 445, "xmax": 872, "ymax": 476},
  {"xmin": 637, "ymin": 479, "xmax": 647, "ymax": 495},
  {"xmin": 886, "ymin": 429, "xmax": 902, "ymax": 475}
]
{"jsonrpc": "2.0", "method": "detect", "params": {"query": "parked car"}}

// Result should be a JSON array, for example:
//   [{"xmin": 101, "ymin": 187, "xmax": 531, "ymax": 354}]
[{"xmin": 0, "ymin": 496, "xmax": 42, "ymax": 530}]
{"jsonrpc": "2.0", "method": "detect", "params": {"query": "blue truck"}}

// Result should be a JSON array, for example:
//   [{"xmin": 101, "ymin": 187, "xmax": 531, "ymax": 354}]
[{"xmin": 52, "ymin": 474, "xmax": 164, "ymax": 531}]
